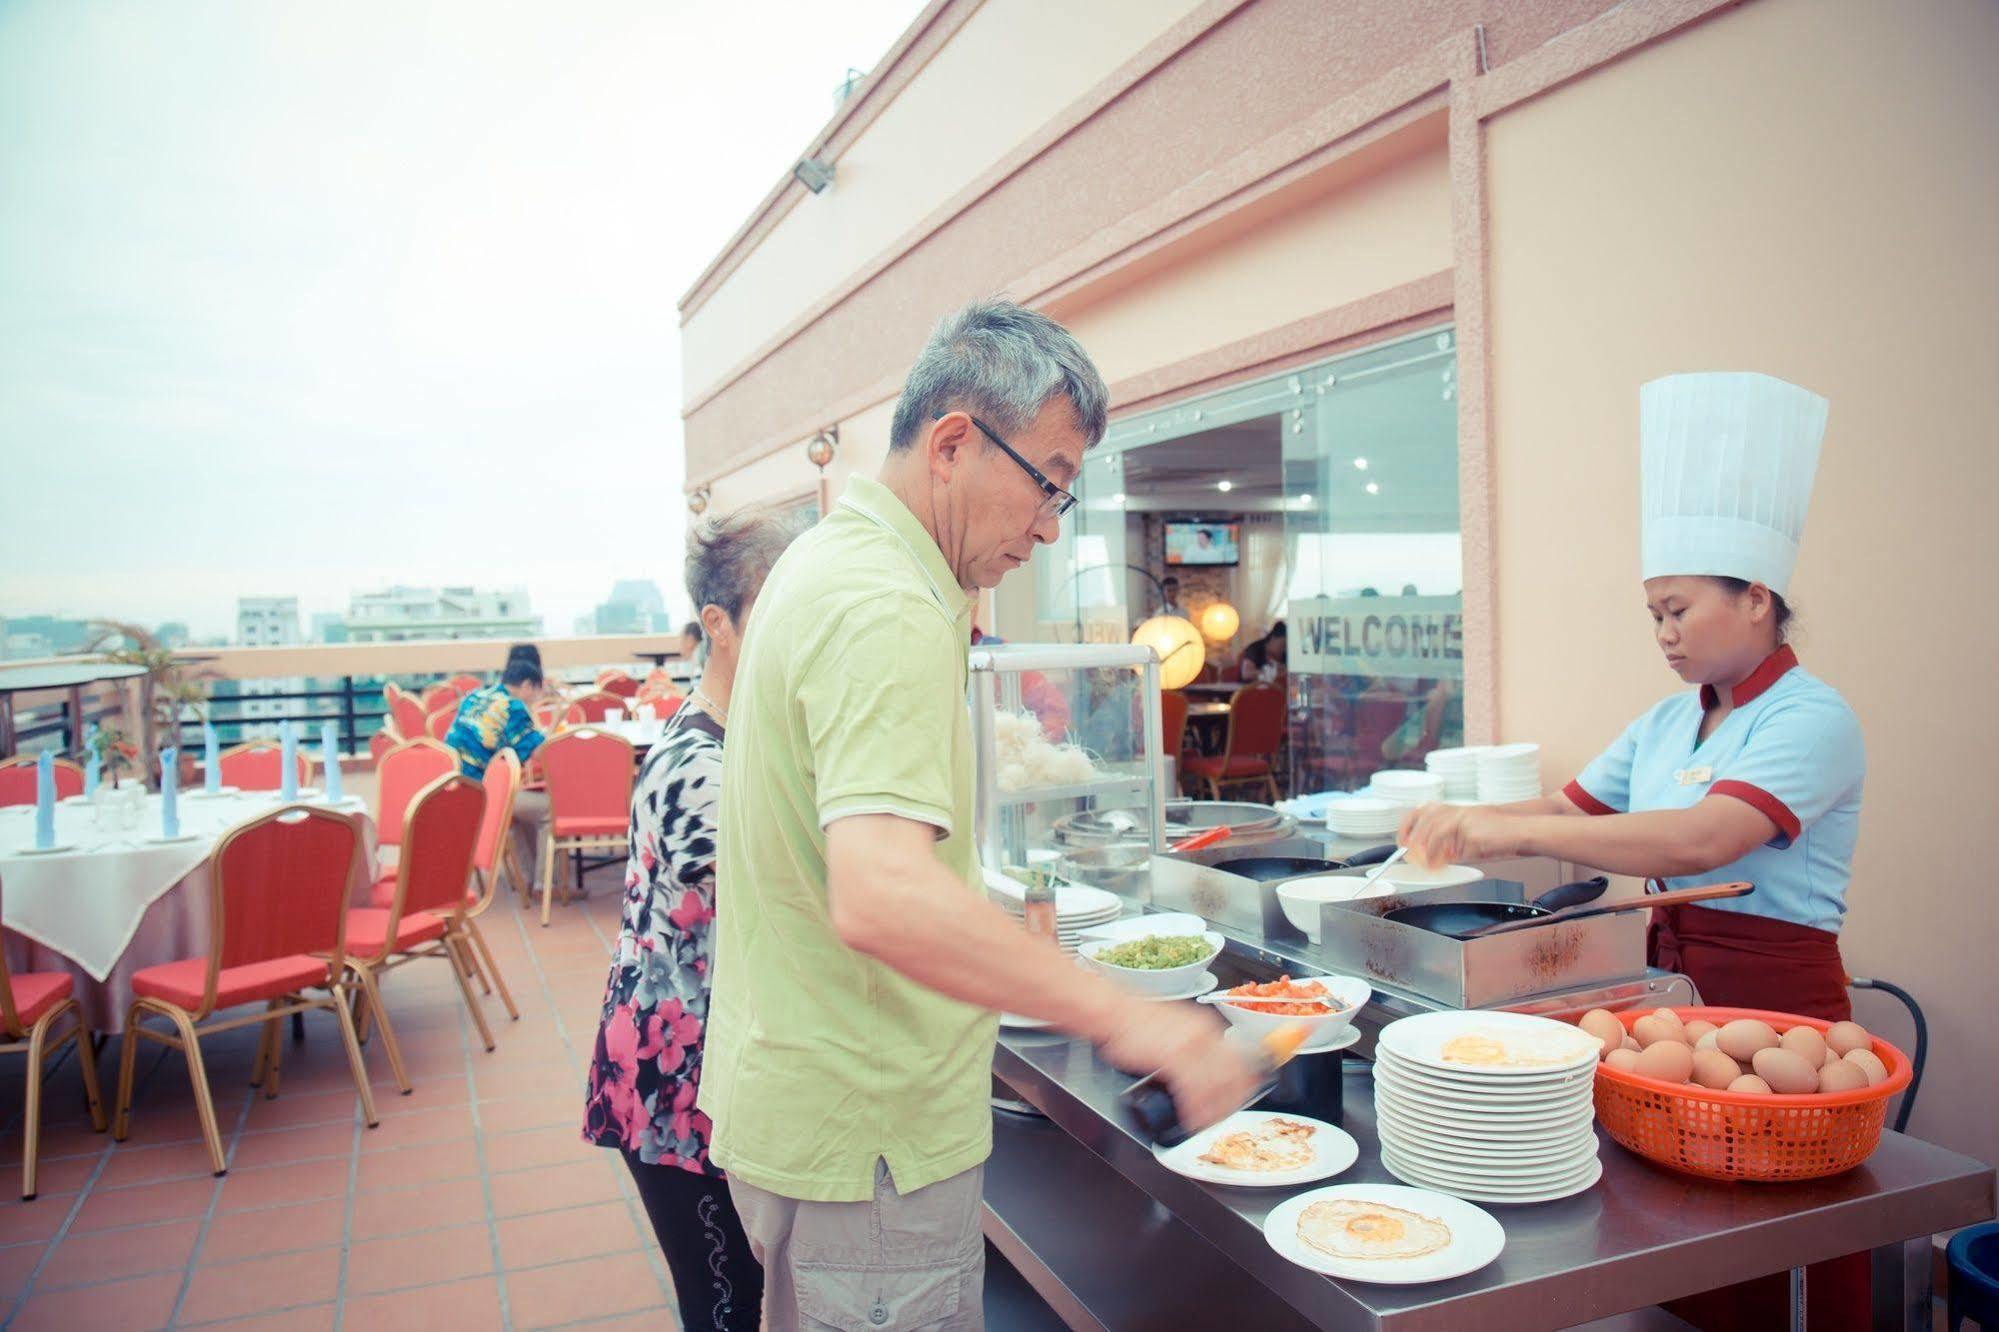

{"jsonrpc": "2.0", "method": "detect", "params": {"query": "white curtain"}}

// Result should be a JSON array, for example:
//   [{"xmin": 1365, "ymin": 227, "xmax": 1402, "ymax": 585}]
[{"xmin": 1239, "ymin": 516, "xmax": 1290, "ymax": 634}]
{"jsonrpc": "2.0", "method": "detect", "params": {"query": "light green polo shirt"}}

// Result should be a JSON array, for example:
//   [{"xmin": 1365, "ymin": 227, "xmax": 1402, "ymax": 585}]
[{"xmin": 700, "ymin": 474, "xmax": 996, "ymax": 1203}]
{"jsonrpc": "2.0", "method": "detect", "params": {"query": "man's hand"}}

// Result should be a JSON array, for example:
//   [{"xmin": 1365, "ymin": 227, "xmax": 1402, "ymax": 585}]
[
  {"xmin": 1097, "ymin": 998, "xmax": 1262, "ymax": 1135},
  {"xmin": 1397, "ymin": 801, "xmax": 1519, "ymax": 868}
]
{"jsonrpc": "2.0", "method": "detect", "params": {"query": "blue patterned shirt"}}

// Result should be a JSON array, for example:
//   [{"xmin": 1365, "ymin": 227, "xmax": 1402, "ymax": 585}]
[{"xmin": 445, "ymin": 684, "xmax": 545, "ymax": 778}]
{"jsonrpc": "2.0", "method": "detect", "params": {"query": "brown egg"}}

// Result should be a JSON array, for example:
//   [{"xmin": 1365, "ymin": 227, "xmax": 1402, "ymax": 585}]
[
  {"xmin": 1623, "ymin": 1036, "xmax": 1641, "ymax": 1052},
  {"xmin": 1683, "ymin": 1020, "xmax": 1718, "ymax": 1046},
  {"xmin": 1651, "ymin": 1007, "xmax": 1686, "ymax": 1030},
  {"xmin": 1716, "ymin": 1019, "xmax": 1781, "ymax": 1062},
  {"xmin": 1690, "ymin": 1049, "xmax": 1743, "ymax": 1090},
  {"xmin": 1779, "ymin": 1025, "xmax": 1828, "ymax": 1067},
  {"xmin": 1826, "ymin": 1021, "xmax": 1873, "ymax": 1056},
  {"xmin": 1635, "ymin": 1039, "xmax": 1695, "ymax": 1084},
  {"xmin": 1844, "ymin": 1049, "xmax": 1890, "ymax": 1086},
  {"xmin": 1818, "ymin": 1061, "xmax": 1869, "ymax": 1093},
  {"xmin": 1579, "ymin": 1009, "xmax": 1626, "ymax": 1056},
  {"xmin": 1694, "ymin": 1029, "xmax": 1721, "ymax": 1052},
  {"xmin": 1751, "ymin": 1046, "xmax": 1821, "ymax": 1094},
  {"xmin": 1604, "ymin": 1047, "xmax": 1642, "ymax": 1072},
  {"xmin": 1633, "ymin": 1015, "xmax": 1683, "ymax": 1048},
  {"xmin": 1821, "ymin": 1048, "xmax": 1843, "ymax": 1071},
  {"xmin": 1727, "ymin": 1073, "xmax": 1772, "ymax": 1095}
]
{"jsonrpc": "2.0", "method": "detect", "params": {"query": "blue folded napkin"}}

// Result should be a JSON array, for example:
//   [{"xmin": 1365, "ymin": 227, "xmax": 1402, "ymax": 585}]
[
  {"xmin": 280, "ymin": 721, "xmax": 299, "ymax": 802},
  {"xmin": 160, "ymin": 748, "xmax": 179, "ymax": 838},
  {"xmin": 34, "ymin": 751, "xmax": 55, "ymax": 849},
  {"xmin": 204, "ymin": 722, "xmax": 221, "ymax": 794},
  {"xmin": 321, "ymin": 722, "xmax": 342, "ymax": 802},
  {"xmin": 82, "ymin": 722, "xmax": 101, "ymax": 797}
]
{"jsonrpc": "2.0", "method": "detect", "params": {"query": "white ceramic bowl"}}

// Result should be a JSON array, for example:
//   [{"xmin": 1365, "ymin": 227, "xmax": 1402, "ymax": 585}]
[
  {"xmin": 1078, "ymin": 931, "xmax": 1223, "ymax": 997},
  {"xmin": 1374, "ymin": 862, "xmax": 1485, "ymax": 890},
  {"xmin": 1213, "ymin": 974, "xmax": 1370, "ymax": 1042},
  {"xmin": 1273, "ymin": 875, "xmax": 1390, "ymax": 941}
]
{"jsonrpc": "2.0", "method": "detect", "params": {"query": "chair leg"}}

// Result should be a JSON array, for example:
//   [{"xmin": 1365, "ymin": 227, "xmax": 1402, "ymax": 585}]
[
  {"xmin": 161, "ymin": 1007, "xmax": 227, "ymax": 1175},
  {"xmin": 251, "ymin": 998, "xmax": 279, "ymax": 1087},
  {"xmin": 464, "ymin": 920, "xmax": 519, "ymax": 1021},
  {"xmin": 539, "ymin": 834, "xmax": 557, "ymax": 927},
  {"xmin": 327, "ymin": 985, "xmax": 379, "ymax": 1128},
  {"xmin": 67, "ymin": 1007, "xmax": 106, "ymax": 1133},
  {"xmin": 351, "ymin": 963, "xmax": 411, "ymax": 1095},
  {"xmin": 443, "ymin": 937, "xmax": 497, "ymax": 1052},
  {"xmin": 21, "ymin": 1007, "xmax": 57, "ymax": 1200},
  {"xmin": 263, "ymin": 1005, "xmax": 287, "ymax": 1100},
  {"xmin": 291, "ymin": 1010, "xmax": 306, "ymax": 1043},
  {"xmin": 112, "ymin": 1007, "xmax": 143, "ymax": 1141}
]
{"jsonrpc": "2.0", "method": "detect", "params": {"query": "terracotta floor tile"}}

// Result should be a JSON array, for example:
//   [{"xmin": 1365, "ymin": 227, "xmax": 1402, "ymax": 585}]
[
  {"xmin": 341, "ymin": 1273, "xmax": 505, "ymax": 1332},
  {"xmin": 235, "ymin": 1091, "xmax": 360, "ymax": 1134},
  {"xmin": 474, "ymin": 1092, "xmax": 581, "ymax": 1135},
  {"xmin": 344, "ymin": 1220, "xmax": 493, "ymax": 1296},
  {"xmin": 489, "ymin": 1158, "xmax": 624, "ymax": 1219},
  {"xmin": 497, "ymin": 1199, "xmax": 646, "ymax": 1270},
  {"xmin": 225, "ymin": 1121, "xmax": 354, "ymax": 1173},
  {"xmin": 178, "ymin": 1246, "xmax": 341, "ymax": 1324},
  {"xmin": 0, "ymin": 1240, "xmax": 47, "ymax": 1299},
  {"xmin": 95, "ymin": 1141, "xmax": 227, "ymax": 1192},
  {"xmin": 7, "ymin": 1270, "xmax": 182, "ymax": 1331},
  {"xmin": 0, "ymin": 1197, "xmax": 77, "ymax": 1246},
  {"xmin": 18, "ymin": 1151, "xmax": 101, "ymax": 1198},
  {"xmin": 37, "ymin": 1217, "xmax": 200, "ymax": 1289},
  {"xmin": 505, "ymin": 1250, "xmax": 670, "ymax": 1328},
  {"xmin": 373, "ymin": 1077, "xmax": 473, "ymax": 1112},
  {"xmin": 356, "ymin": 1138, "xmax": 480, "ymax": 1193},
  {"xmin": 71, "ymin": 1174, "xmax": 217, "ymax": 1233},
  {"xmin": 483, "ymin": 1125, "xmax": 597, "ymax": 1175},
  {"xmin": 28, "ymin": 1117, "xmax": 132, "ymax": 1160},
  {"xmin": 350, "ymin": 1175, "xmax": 488, "ymax": 1241},
  {"xmin": 184, "ymin": 1303, "xmax": 336, "ymax": 1331},
  {"xmin": 355, "ymin": 1104, "xmax": 475, "ymax": 1153},
  {"xmin": 215, "ymin": 1157, "xmax": 350, "ymax": 1213},
  {"xmin": 199, "ymin": 1197, "xmax": 347, "ymax": 1264}
]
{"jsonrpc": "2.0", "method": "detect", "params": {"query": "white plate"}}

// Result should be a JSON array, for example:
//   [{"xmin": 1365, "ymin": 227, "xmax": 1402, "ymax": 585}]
[
  {"xmin": 1373, "ymin": 1084, "xmax": 1595, "ymax": 1127},
  {"xmin": 1297, "ymin": 1023, "xmax": 1364, "ymax": 1055},
  {"xmin": 1379, "ymin": 1139, "xmax": 1599, "ymax": 1184},
  {"xmin": 185, "ymin": 786, "xmax": 241, "ymax": 799},
  {"xmin": 1372, "ymin": 1077, "xmax": 1590, "ymax": 1118},
  {"xmin": 144, "ymin": 832, "xmax": 202, "ymax": 844},
  {"xmin": 1373, "ymin": 1096, "xmax": 1595, "ymax": 1139},
  {"xmin": 1381, "ymin": 1150, "xmax": 1603, "ymax": 1205},
  {"xmin": 1376, "ymin": 1045, "xmax": 1596, "ymax": 1088},
  {"xmin": 1262, "ymin": 1184, "xmax": 1505, "ymax": 1284},
  {"xmin": 58, "ymin": 795, "xmax": 92, "ymax": 806},
  {"xmin": 1072, "ymin": 912, "xmax": 1209, "ymax": 944},
  {"xmin": 11, "ymin": 843, "xmax": 79, "ymax": 856},
  {"xmin": 1377, "ymin": 1011, "xmax": 1600, "ymax": 1078},
  {"xmin": 1140, "ymin": 971, "xmax": 1219, "ymax": 1003},
  {"xmin": 1380, "ymin": 1124, "xmax": 1599, "ymax": 1168},
  {"xmin": 1374, "ymin": 1057, "xmax": 1594, "ymax": 1103},
  {"xmin": 1382, "ymin": 1144, "xmax": 1600, "ymax": 1193},
  {"xmin": 1154, "ymin": 1110, "xmax": 1358, "ymax": 1188},
  {"xmin": 1373, "ymin": 1102, "xmax": 1594, "ymax": 1152}
]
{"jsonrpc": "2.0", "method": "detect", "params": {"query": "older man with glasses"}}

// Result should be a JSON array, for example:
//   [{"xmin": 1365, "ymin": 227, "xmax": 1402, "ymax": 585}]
[{"xmin": 700, "ymin": 298, "xmax": 1258, "ymax": 1330}]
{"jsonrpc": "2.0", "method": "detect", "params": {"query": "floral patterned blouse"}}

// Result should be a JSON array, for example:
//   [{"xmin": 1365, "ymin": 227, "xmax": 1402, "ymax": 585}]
[{"xmin": 583, "ymin": 708, "xmax": 726, "ymax": 1175}]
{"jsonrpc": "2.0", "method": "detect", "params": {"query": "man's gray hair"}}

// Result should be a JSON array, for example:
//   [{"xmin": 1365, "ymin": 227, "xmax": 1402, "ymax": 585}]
[
  {"xmin": 889, "ymin": 297, "xmax": 1108, "ymax": 453},
  {"xmin": 685, "ymin": 505, "xmax": 804, "ymax": 624}
]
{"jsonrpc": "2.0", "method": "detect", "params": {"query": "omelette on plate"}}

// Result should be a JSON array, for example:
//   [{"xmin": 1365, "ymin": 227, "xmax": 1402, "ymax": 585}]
[
  {"xmin": 1297, "ymin": 1199, "xmax": 1452, "ymax": 1261},
  {"xmin": 1197, "ymin": 1117, "xmax": 1316, "ymax": 1172}
]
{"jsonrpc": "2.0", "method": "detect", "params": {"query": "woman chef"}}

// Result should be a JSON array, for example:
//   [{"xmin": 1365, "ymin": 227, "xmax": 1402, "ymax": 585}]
[{"xmin": 1400, "ymin": 371, "xmax": 1867, "ymax": 1329}]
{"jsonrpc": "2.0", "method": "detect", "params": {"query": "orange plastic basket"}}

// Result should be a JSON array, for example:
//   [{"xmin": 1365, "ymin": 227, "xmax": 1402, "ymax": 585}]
[{"xmin": 1590, "ymin": 1006, "xmax": 1912, "ymax": 1183}]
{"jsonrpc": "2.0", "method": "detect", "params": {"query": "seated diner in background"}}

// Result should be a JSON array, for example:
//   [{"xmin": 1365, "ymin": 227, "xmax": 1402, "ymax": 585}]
[{"xmin": 1238, "ymin": 619, "xmax": 1287, "ymax": 684}]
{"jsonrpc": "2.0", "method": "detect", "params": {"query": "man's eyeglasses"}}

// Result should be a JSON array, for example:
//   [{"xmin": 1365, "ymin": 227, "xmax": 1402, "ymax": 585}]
[{"xmin": 942, "ymin": 413, "xmax": 1078, "ymax": 519}]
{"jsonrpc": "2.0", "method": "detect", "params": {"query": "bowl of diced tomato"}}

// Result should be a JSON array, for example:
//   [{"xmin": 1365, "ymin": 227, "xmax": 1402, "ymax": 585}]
[{"xmin": 1214, "ymin": 974, "xmax": 1371, "ymax": 1043}]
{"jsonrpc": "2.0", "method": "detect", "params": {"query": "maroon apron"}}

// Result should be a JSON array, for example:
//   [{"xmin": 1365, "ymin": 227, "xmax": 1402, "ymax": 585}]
[{"xmin": 1648, "ymin": 902, "xmax": 1868, "ymax": 1332}]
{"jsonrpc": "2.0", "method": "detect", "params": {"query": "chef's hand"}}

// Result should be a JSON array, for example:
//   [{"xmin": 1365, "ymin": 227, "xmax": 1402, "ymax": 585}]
[
  {"xmin": 1399, "ymin": 802, "xmax": 1516, "ymax": 867},
  {"xmin": 1098, "ymin": 999, "xmax": 1261, "ymax": 1134}
]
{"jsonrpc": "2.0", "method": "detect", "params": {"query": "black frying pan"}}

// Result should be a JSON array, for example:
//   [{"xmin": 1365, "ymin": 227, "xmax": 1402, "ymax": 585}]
[
  {"xmin": 1210, "ymin": 856, "xmax": 1340, "ymax": 882},
  {"xmin": 1383, "ymin": 877, "xmax": 1611, "ymax": 939}
]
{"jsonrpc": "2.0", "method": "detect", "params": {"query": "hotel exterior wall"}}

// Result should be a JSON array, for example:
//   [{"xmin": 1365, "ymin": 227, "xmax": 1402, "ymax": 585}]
[
  {"xmin": 680, "ymin": 0, "xmax": 1205, "ymax": 401},
  {"xmin": 1484, "ymin": 0, "xmax": 1999, "ymax": 1166}
]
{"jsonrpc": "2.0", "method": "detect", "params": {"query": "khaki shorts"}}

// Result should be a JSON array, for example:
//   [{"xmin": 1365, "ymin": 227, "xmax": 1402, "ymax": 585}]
[{"xmin": 728, "ymin": 1160, "xmax": 985, "ymax": 1331}]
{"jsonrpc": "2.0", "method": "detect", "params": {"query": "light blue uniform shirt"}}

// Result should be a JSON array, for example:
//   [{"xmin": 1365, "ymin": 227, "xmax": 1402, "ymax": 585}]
[{"xmin": 1565, "ymin": 647, "xmax": 1865, "ymax": 933}]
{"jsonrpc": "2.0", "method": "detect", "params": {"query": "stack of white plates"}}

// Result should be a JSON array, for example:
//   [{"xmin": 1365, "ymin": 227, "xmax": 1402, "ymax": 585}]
[
  {"xmin": 987, "ymin": 879, "xmax": 1123, "ymax": 954},
  {"xmin": 1373, "ymin": 1011, "xmax": 1603, "ymax": 1204},
  {"xmin": 1368, "ymin": 770, "xmax": 1444, "ymax": 808},
  {"xmin": 1475, "ymin": 743, "xmax": 1543, "ymax": 804},
  {"xmin": 1323, "ymin": 795, "xmax": 1404, "ymax": 840},
  {"xmin": 1423, "ymin": 747, "xmax": 1488, "ymax": 802}
]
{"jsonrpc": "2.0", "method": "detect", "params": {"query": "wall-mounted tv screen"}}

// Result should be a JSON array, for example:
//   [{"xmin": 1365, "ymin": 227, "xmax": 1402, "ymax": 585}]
[{"xmin": 1164, "ymin": 521, "xmax": 1240, "ymax": 566}]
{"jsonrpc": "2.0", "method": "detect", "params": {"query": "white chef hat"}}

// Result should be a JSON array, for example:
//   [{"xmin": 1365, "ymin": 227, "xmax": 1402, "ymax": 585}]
[{"xmin": 1640, "ymin": 372, "xmax": 1829, "ymax": 597}]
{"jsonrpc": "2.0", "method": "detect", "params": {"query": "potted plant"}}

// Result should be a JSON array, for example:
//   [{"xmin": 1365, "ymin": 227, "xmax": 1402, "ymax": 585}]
[
  {"xmin": 84, "ymin": 622, "xmax": 216, "ymax": 787},
  {"xmin": 85, "ymin": 724, "xmax": 144, "ymax": 827}
]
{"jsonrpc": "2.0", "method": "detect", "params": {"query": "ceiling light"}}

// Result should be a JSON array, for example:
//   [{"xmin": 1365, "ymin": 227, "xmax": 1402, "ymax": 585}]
[
  {"xmin": 1365, "ymin": 482, "xmax": 1380, "ymax": 495},
  {"xmin": 1217, "ymin": 479, "xmax": 1233, "ymax": 493},
  {"xmin": 1111, "ymin": 492, "xmax": 1127, "ymax": 505},
  {"xmin": 1294, "ymin": 493, "xmax": 1313, "ymax": 506},
  {"xmin": 1353, "ymin": 457, "xmax": 1369, "ymax": 471}
]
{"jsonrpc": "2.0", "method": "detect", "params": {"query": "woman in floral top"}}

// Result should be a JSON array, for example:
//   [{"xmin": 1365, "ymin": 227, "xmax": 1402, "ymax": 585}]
[{"xmin": 584, "ymin": 508, "xmax": 799, "ymax": 1332}]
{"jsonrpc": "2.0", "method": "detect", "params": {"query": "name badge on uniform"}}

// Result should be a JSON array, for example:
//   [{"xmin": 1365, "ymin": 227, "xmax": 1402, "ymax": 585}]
[{"xmin": 1674, "ymin": 765, "xmax": 1714, "ymax": 787}]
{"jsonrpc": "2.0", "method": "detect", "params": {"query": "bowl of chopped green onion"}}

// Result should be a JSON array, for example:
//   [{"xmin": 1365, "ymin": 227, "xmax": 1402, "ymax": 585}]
[{"xmin": 1078, "ymin": 930, "xmax": 1224, "ymax": 995}]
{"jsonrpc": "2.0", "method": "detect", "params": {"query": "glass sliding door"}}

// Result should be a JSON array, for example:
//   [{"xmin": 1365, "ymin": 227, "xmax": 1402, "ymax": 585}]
[{"xmin": 1286, "ymin": 327, "xmax": 1464, "ymax": 793}]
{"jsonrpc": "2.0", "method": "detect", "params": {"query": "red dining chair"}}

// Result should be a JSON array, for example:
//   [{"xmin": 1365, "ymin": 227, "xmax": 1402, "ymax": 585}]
[
  {"xmin": 374, "ymin": 738, "xmax": 456, "ymax": 856},
  {"xmin": 368, "ymin": 729, "xmax": 396, "ymax": 765},
  {"xmin": 632, "ymin": 691, "xmax": 683, "ymax": 721},
  {"xmin": 418, "ymin": 682, "xmax": 459, "ymax": 713},
  {"xmin": 448, "ymin": 673, "xmax": 484, "ymax": 694},
  {"xmin": 1181, "ymin": 683, "xmax": 1285, "ymax": 802},
  {"xmin": 341, "ymin": 774, "xmax": 492, "ymax": 1092},
  {"xmin": 1159, "ymin": 690, "xmax": 1191, "ymax": 793},
  {"xmin": 366, "ymin": 753, "xmax": 522, "ymax": 1021},
  {"xmin": 535, "ymin": 727, "xmax": 633, "ymax": 926},
  {"xmin": 216, "ymin": 740, "xmax": 314, "ymax": 793},
  {"xmin": 561, "ymin": 691, "xmax": 626, "ymax": 726},
  {"xmin": 1, "ymin": 874, "xmax": 106, "ymax": 1199},
  {"xmin": 641, "ymin": 667, "xmax": 674, "ymax": 691},
  {"xmin": 0, "ymin": 756, "xmax": 85, "ymax": 807},
  {"xmin": 114, "ymin": 806, "xmax": 377, "ymax": 1174},
  {"xmin": 424, "ymin": 706, "xmax": 456, "ymax": 742},
  {"xmin": 599, "ymin": 676, "xmax": 640, "ymax": 700},
  {"xmin": 384, "ymin": 685, "xmax": 428, "ymax": 744}
]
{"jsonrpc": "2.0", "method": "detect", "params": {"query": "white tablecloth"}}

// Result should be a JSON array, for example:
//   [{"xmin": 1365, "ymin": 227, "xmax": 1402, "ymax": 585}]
[
  {"xmin": 0, "ymin": 790, "xmax": 375, "ymax": 1032},
  {"xmin": 597, "ymin": 719, "xmax": 668, "ymax": 751}
]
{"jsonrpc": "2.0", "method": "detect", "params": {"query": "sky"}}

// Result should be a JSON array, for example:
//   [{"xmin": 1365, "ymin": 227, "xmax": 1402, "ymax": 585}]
[{"xmin": 0, "ymin": 0, "xmax": 923, "ymax": 640}]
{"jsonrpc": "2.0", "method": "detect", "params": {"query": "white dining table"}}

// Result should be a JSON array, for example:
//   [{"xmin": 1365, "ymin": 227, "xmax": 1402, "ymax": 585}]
[{"xmin": 0, "ymin": 789, "xmax": 377, "ymax": 1032}]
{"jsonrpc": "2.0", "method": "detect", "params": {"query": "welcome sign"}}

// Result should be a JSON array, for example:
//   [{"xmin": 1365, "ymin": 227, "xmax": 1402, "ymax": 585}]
[{"xmin": 1289, "ymin": 595, "xmax": 1464, "ymax": 679}]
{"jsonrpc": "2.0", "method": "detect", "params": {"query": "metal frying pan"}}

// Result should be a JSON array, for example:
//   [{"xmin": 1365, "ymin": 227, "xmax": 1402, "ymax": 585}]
[
  {"xmin": 1209, "ymin": 856, "xmax": 1343, "ymax": 883},
  {"xmin": 1386, "ymin": 880, "xmax": 1747, "ymax": 940},
  {"xmin": 1382, "ymin": 876, "xmax": 1611, "ymax": 939}
]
